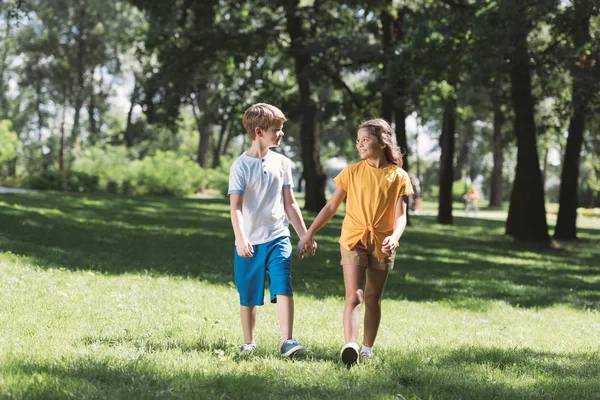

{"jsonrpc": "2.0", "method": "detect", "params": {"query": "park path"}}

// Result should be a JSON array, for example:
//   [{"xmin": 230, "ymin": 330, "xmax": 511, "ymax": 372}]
[{"xmin": 0, "ymin": 187, "xmax": 36, "ymax": 193}]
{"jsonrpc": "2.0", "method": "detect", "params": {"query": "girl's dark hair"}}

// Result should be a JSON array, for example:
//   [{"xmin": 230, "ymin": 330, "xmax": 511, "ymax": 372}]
[{"xmin": 357, "ymin": 118, "xmax": 404, "ymax": 167}]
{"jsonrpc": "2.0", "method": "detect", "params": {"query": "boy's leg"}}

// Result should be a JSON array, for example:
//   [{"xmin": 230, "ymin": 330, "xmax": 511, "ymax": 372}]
[
  {"xmin": 265, "ymin": 237, "xmax": 294, "ymax": 341},
  {"xmin": 234, "ymin": 243, "xmax": 267, "ymax": 347},
  {"xmin": 362, "ymin": 268, "xmax": 389, "ymax": 347},
  {"xmin": 240, "ymin": 305, "xmax": 257, "ymax": 344},
  {"xmin": 342, "ymin": 264, "xmax": 366, "ymax": 343},
  {"xmin": 267, "ymin": 237, "xmax": 308, "ymax": 356},
  {"xmin": 276, "ymin": 294, "xmax": 293, "ymax": 341}
]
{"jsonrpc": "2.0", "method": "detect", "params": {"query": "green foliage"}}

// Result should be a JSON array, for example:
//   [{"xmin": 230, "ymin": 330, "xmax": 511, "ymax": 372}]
[
  {"xmin": 204, "ymin": 155, "xmax": 234, "ymax": 197},
  {"xmin": 584, "ymin": 156, "xmax": 600, "ymax": 195},
  {"xmin": 0, "ymin": 120, "xmax": 19, "ymax": 163},
  {"xmin": 25, "ymin": 148, "xmax": 216, "ymax": 197},
  {"xmin": 72, "ymin": 145, "xmax": 132, "ymax": 189},
  {"xmin": 25, "ymin": 169, "xmax": 99, "ymax": 192},
  {"xmin": 133, "ymin": 151, "xmax": 205, "ymax": 197}
]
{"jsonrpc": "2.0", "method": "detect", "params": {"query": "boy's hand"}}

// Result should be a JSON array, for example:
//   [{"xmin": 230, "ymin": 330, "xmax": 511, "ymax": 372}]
[
  {"xmin": 235, "ymin": 237, "xmax": 254, "ymax": 258},
  {"xmin": 296, "ymin": 234, "xmax": 317, "ymax": 259},
  {"xmin": 381, "ymin": 236, "xmax": 398, "ymax": 255}
]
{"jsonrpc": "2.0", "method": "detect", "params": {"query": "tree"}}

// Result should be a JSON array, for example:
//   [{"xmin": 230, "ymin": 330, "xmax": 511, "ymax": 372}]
[
  {"xmin": 281, "ymin": 0, "xmax": 327, "ymax": 212},
  {"xmin": 555, "ymin": 0, "xmax": 599, "ymax": 239},
  {"xmin": 503, "ymin": 0, "xmax": 552, "ymax": 244}
]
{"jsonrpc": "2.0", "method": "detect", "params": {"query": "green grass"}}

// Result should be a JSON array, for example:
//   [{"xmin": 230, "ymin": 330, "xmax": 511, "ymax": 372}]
[{"xmin": 0, "ymin": 192, "xmax": 599, "ymax": 399}]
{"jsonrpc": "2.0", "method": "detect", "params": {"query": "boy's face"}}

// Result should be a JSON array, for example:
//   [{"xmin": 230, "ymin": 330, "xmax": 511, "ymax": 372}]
[{"xmin": 257, "ymin": 121, "xmax": 285, "ymax": 148}]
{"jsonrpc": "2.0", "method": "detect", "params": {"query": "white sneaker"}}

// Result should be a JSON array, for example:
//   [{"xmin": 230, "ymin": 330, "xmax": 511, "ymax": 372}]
[
  {"xmin": 340, "ymin": 342, "xmax": 360, "ymax": 367},
  {"xmin": 360, "ymin": 350, "xmax": 373, "ymax": 363},
  {"xmin": 240, "ymin": 343, "xmax": 256, "ymax": 353}
]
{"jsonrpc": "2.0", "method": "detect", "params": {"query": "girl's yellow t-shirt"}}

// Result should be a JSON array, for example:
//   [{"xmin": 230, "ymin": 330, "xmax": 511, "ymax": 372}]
[{"xmin": 333, "ymin": 161, "xmax": 414, "ymax": 261}]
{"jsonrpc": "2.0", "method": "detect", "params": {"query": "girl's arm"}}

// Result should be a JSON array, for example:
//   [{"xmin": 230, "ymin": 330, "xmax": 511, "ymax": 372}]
[
  {"xmin": 230, "ymin": 194, "xmax": 254, "ymax": 257},
  {"xmin": 296, "ymin": 185, "xmax": 347, "ymax": 258},
  {"xmin": 381, "ymin": 195, "xmax": 408, "ymax": 254}
]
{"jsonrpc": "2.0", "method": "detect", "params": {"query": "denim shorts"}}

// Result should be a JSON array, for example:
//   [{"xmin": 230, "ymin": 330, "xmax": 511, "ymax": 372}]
[{"xmin": 234, "ymin": 236, "xmax": 293, "ymax": 306}]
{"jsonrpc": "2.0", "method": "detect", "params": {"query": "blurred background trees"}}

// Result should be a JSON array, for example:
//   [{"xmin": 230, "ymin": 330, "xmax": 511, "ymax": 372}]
[{"xmin": 0, "ymin": 0, "xmax": 598, "ymax": 244}]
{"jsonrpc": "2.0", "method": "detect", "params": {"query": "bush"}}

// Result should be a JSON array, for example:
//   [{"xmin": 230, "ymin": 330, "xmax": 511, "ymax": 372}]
[
  {"xmin": 580, "ymin": 208, "xmax": 600, "ymax": 218},
  {"xmin": 133, "ymin": 151, "xmax": 205, "ymax": 197},
  {"xmin": 23, "ymin": 147, "xmax": 216, "ymax": 198},
  {"xmin": 65, "ymin": 171, "xmax": 99, "ymax": 193},
  {"xmin": 205, "ymin": 168, "xmax": 229, "ymax": 196},
  {"xmin": 26, "ymin": 170, "xmax": 65, "ymax": 191}
]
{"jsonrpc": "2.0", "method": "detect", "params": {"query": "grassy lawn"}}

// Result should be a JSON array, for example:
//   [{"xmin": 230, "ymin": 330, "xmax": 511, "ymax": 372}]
[{"xmin": 0, "ymin": 192, "xmax": 598, "ymax": 399}]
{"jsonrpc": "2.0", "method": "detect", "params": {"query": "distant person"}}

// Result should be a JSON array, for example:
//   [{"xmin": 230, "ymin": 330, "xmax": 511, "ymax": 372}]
[
  {"xmin": 297, "ymin": 118, "xmax": 413, "ymax": 367},
  {"xmin": 228, "ymin": 103, "xmax": 316, "ymax": 357},
  {"xmin": 463, "ymin": 187, "xmax": 479, "ymax": 215},
  {"xmin": 409, "ymin": 176, "xmax": 422, "ymax": 215}
]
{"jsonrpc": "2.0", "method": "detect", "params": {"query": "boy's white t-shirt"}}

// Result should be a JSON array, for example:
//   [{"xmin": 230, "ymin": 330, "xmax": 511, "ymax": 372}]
[{"xmin": 228, "ymin": 150, "xmax": 294, "ymax": 245}]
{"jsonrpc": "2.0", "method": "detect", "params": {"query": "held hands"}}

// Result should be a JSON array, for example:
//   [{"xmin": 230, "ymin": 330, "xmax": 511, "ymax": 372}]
[
  {"xmin": 381, "ymin": 236, "xmax": 399, "ymax": 255},
  {"xmin": 296, "ymin": 234, "xmax": 317, "ymax": 259},
  {"xmin": 235, "ymin": 236, "xmax": 254, "ymax": 258}
]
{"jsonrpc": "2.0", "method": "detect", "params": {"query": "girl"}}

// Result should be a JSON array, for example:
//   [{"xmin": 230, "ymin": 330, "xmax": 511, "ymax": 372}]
[{"xmin": 297, "ymin": 118, "xmax": 413, "ymax": 366}]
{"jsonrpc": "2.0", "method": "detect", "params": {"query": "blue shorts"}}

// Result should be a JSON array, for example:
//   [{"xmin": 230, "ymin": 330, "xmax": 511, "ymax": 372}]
[{"xmin": 234, "ymin": 236, "xmax": 293, "ymax": 306}]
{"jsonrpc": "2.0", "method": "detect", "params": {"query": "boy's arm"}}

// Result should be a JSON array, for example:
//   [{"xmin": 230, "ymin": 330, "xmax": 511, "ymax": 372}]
[
  {"xmin": 381, "ymin": 195, "xmax": 408, "ymax": 254},
  {"xmin": 230, "ymin": 193, "xmax": 254, "ymax": 257},
  {"xmin": 283, "ymin": 188, "xmax": 308, "ymax": 237},
  {"xmin": 283, "ymin": 188, "xmax": 318, "ymax": 258}
]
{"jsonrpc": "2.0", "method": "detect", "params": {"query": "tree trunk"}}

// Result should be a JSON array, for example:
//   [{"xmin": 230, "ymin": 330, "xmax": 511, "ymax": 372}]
[
  {"xmin": 505, "ymin": 21, "xmax": 550, "ymax": 243},
  {"xmin": 283, "ymin": 0, "xmax": 326, "ymax": 212},
  {"xmin": 221, "ymin": 119, "xmax": 235, "ymax": 156},
  {"xmin": 59, "ymin": 98, "xmax": 68, "ymax": 176},
  {"xmin": 88, "ymin": 91, "xmax": 98, "ymax": 142},
  {"xmin": 554, "ymin": 1, "xmax": 593, "ymax": 240},
  {"xmin": 381, "ymin": 1, "xmax": 394, "ymax": 123},
  {"xmin": 541, "ymin": 144, "xmax": 549, "ymax": 188},
  {"xmin": 125, "ymin": 78, "xmax": 138, "ymax": 148},
  {"xmin": 394, "ymin": 103, "xmax": 409, "ymax": 172},
  {"xmin": 211, "ymin": 117, "xmax": 231, "ymax": 168},
  {"xmin": 394, "ymin": 104, "xmax": 410, "ymax": 225},
  {"xmin": 438, "ymin": 98, "xmax": 456, "ymax": 224},
  {"xmin": 0, "ymin": 10, "xmax": 12, "ymax": 118},
  {"xmin": 69, "ymin": 5, "xmax": 87, "ymax": 163},
  {"xmin": 453, "ymin": 121, "xmax": 474, "ymax": 181},
  {"xmin": 35, "ymin": 68, "xmax": 44, "ymax": 141},
  {"xmin": 191, "ymin": 87, "xmax": 210, "ymax": 169},
  {"xmin": 489, "ymin": 96, "xmax": 504, "ymax": 207}
]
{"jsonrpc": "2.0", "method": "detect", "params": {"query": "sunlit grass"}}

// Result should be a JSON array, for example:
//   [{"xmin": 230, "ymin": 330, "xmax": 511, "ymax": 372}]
[{"xmin": 0, "ymin": 192, "xmax": 599, "ymax": 399}]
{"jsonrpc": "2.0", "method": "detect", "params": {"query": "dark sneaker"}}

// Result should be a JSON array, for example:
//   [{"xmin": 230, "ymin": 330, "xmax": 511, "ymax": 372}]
[
  {"xmin": 341, "ymin": 342, "xmax": 360, "ymax": 367},
  {"xmin": 280, "ymin": 339, "xmax": 308, "ymax": 357},
  {"xmin": 240, "ymin": 343, "xmax": 256, "ymax": 353}
]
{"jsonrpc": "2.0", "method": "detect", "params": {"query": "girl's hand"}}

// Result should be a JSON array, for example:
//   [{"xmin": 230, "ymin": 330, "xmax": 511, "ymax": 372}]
[
  {"xmin": 235, "ymin": 237, "xmax": 254, "ymax": 258},
  {"xmin": 381, "ymin": 236, "xmax": 398, "ymax": 255},
  {"xmin": 296, "ymin": 234, "xmax": 317, "ymax": 259}
]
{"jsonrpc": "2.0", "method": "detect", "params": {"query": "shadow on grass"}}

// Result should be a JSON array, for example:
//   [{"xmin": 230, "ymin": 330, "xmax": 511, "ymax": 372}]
[
  {"xmin": 1, "ymin": 192, "xmax": 599, "ymax": 310},
  {"xmin": 2, "ymin": 345, "xmax": 598, "ymax": 399}
]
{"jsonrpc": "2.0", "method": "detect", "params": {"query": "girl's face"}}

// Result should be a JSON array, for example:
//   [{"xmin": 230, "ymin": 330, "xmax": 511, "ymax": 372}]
[{"xmin": 356, "ymin": 128, "xmax": 384, "ymax": 160}]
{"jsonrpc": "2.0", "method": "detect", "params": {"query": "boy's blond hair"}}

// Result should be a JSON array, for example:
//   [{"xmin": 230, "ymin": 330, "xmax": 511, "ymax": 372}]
[{"xmin": 242, "ymin": 103, "xmax": 287, "ymax": 139}]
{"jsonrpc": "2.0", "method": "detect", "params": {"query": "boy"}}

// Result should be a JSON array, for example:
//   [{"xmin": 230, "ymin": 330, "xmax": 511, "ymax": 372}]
[{"xmin": 228, "ymin": 103, "xmax": 316, "ymax": 357}]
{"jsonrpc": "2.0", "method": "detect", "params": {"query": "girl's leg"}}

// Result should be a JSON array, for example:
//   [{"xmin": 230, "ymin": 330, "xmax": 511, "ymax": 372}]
[
  {"xmin": 240, "ymin": 305, "xmax": 257, "ymax": 344},
  {"xmin": 362, "ymin": 268, "xmax": 389, "ymax": 347},
  {"xmin": 342, "ymin": 264, "xmax": 366, "ymax": 343}
]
